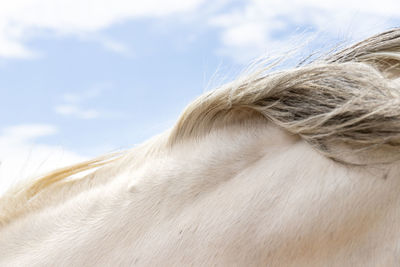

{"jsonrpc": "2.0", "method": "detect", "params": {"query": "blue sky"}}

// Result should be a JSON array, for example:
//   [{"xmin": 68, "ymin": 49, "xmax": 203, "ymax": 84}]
[{"xmin": 0, "ymin": 0, "xmax": 399, "ymax": 191}]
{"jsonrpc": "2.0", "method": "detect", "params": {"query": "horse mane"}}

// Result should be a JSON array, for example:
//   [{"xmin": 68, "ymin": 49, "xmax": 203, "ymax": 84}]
[
  {"xmin": 169, "ymin": 29, "xmax": 400, "ymax": 156},
  {"xmin": 1, "ymin": 28, "xmax": 400, "ymax": 227}
]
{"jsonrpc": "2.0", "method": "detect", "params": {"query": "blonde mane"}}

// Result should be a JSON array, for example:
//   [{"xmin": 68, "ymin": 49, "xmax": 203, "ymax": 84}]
[{"xmin": 1, "ymin": 28, "xmax": 400, "ymax": 227}]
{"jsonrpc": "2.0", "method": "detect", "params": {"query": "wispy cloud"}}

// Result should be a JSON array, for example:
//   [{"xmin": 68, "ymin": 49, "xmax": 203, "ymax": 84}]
[
  {"xmin": 2, "ymin": 124, "xmax": 57, "ymax": 142},
  {"xmin": 210, "ymin": 0, "xmax": 400, "ymax": 63},
  {"xmin": 55, "ymin": 85, "xmax": 123, "ymax": 120},
  {"xmin": 100, "ymin": 38, "xmax": 132, "ymax": 55},
  {"xmin": 0, "ymin": 0, "xmax": 206, "ymax": 58},
  {"xmin": 0, "ymin": 124, "xmax": 86, "ymax": 195},
  {"xmin": 55, "ymin": 104, "xmax": 100, "ymax": 119},
  {"xmin": 61, "ymin": 87, "xmax": 102, "ymax": 104},
  {"xmin": 55, "ymin": 88, "xmax": 101, "ymax": 119}
]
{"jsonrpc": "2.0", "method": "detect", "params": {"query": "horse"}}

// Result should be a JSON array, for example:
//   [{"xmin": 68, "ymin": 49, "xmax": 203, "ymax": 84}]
[{"xmin": 1, "ymin": 28, "xmax": 400, "ymax": 266}]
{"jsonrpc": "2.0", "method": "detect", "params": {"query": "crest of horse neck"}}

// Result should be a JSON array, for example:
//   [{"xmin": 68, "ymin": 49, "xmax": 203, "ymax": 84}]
[{"xmin": 1, "ymin": 120, "xmax": 400, "ymax": 266}]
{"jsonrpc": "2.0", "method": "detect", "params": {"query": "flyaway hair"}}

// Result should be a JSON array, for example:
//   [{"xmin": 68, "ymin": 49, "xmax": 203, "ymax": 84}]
[
  {"xmin": 169, "ymin": 29, "xmax": 400, "ymax": 162},
  {"xmin": 1, "ymin": 28, "xmax": 400, "ymax": 226}
]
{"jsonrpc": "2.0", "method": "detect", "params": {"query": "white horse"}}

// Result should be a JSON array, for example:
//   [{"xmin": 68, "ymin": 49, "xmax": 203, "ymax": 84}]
[{"xmin": 1, "ymin": 29, "xmax": 400, "ymax": 266}]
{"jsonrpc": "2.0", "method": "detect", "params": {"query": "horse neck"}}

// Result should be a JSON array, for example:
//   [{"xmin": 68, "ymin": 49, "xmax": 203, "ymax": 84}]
[{"xmin": 1, "ymin": 120, "xmax": 400, "ymax": 266}]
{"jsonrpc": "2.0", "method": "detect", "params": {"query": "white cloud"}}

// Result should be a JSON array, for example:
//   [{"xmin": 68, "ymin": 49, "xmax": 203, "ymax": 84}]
[
  {"xmin": 61, "ymin": 88, "xmax": 102, "ymax": 104},
  {"xmin": 0, "ymin": 124, "xmax": 87, "ymax": 196},
  {"xmin": 3, "ymin": 124, "xmax": 57, "ymax": 142},
  {"xmin": 55, "ymin": 87, "xmax": 110, "ymax": 119},
  {"xmin": 210, "ymin": 0, "xmax": 400, "ymax": 63},
  {"xmin": 100, "ymin": 38, "xmax": 131, "ymax": 55},
  {"xmin": 55, "ymin": 104, "xmax": 100, "ymax": 119},
  {"xmin": 0, "ymin": 0, "xmax": 205, "ymax": 58}
]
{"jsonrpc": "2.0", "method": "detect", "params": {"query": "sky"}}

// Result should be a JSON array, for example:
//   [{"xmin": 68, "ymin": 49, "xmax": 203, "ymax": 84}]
[{"xmin": 0, "ymin": 0, "xmax": 399, "ymax": 193}]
